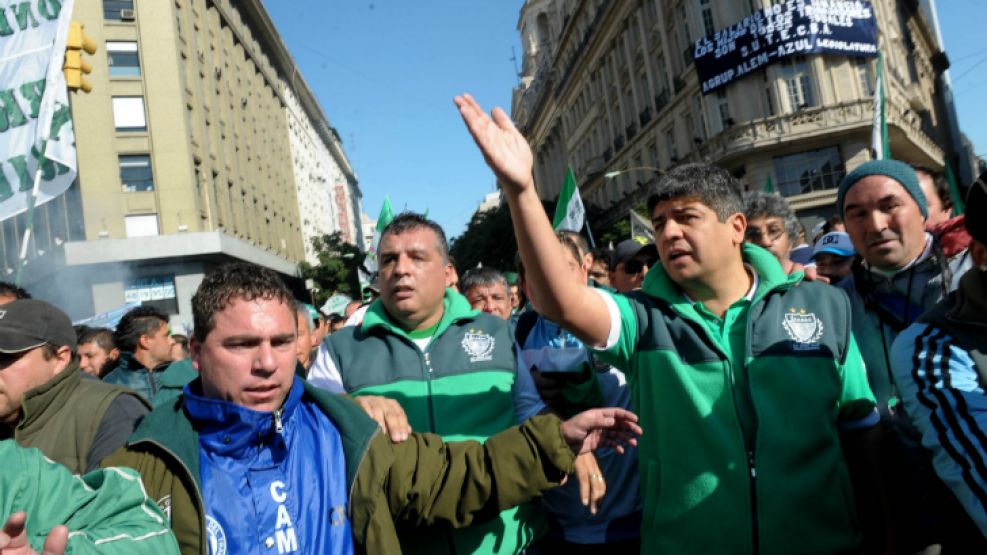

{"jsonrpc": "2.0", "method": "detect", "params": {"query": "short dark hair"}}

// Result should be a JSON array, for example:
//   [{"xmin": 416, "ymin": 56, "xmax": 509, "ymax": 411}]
[
  {"xmin": 78, "ymin": 327, "xmax": 115, "ymax": 352},
  {"xmin": 460, "ymin": 267, "xmax": 508, "ymax": 296},
  {"xmin": 742, "ymin": 191, "xmax": 800, "ymax": 245},
  {"xmin": 514, "ymin": 232, "xmax": 583, "ymax": 279},
  {"xmin": 822, "ymin": 215, "xmax": 844, "ymax": 234},
  {"xmin": 557, "ymin": 230, "xmax": 589, "ymax": 259},
  {"xmin": 646, "ymin": 163, "xmax": 744, "ymax": 221},
  {"xmin": 191, "ymin": 262, "xmax": 296, "ymax": 342},
  {"xmin": 114, "ymin": 306, "xmax": 169, "ymax": 353},
  {"xmin": 911, "ymin": 163, "xmax": 953, "ymax": 212},
  {"xmin": 379, "ymin": 212, "xmax": 449, "ymax": 263},
  {"xmin": 0, "ymin": 281, "xmax": 31, "ymax": 300}
]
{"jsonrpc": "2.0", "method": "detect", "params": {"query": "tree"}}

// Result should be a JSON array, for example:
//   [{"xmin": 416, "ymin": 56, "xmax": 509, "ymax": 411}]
[
  {"xmin": 449, "ymin": 203, "xmax": 519, "ymax": 274},
  {"xmin": 299, "ymin": 232, "xmax": 364, "ymax": 306}
]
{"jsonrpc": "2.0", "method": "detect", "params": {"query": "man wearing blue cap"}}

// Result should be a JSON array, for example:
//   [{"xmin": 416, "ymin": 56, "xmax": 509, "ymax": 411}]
[
  {"xmin": 838, "ymin": 158, "xmax": 973, "ymax": 552},
  {"xmin": 810, "ymin": 231, "xmax": 856, "ymax": 285}
]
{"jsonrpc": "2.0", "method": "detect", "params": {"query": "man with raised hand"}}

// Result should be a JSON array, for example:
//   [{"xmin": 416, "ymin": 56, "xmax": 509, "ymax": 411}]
[{"xmin": 456, "ymin": 93, "xmax": 882, "ymax": 554}]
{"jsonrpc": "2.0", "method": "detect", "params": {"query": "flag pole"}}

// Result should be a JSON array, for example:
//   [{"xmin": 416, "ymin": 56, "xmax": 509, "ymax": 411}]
[{"xmin": 14, "ymin": 140, "xmax": 48, "ymax": 286}]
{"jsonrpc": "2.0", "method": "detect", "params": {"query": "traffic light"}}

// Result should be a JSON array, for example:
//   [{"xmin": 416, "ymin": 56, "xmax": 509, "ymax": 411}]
[{"xmin": 64, "ymin": 21, "xmax": 96, "ymax": 93}]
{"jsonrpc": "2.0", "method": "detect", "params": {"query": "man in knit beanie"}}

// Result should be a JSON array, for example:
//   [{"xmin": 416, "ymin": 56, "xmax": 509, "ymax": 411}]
[
  {"xmin": 837, "ymin": 158, "xmax": 973, "ymax": 552},
  {"xmin": 888, "ymin": 171, "xmax": 987, "ymax": 550}
]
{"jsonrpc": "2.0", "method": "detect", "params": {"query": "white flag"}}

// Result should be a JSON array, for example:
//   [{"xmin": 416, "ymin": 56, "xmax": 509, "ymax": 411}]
[
  {"xmin": 870, "ymin": 52, "xmax": 888, "ymax": 160},
  {"xmin": 0, "ymin": 0, "xmax": 77, "ymax": 222},
  {"xmin": 552, "ymin": 167, "xmax": 585, "ymax": 232}
]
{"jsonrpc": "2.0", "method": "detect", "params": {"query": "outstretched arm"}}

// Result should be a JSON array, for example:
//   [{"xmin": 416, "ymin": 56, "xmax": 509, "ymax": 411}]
[
  {"xmin": 373, "ymin": 408, "xmax": 640, "ymax": 530},
  {"xmin": 454, "ymin": 94, "xmax": 611, "ymax": 347}
]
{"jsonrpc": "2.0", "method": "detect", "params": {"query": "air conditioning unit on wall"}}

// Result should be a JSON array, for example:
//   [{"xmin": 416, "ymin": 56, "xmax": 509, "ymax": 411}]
[{"xmin": 120, "ymin": 9, "xmax": 135, "ymax": 21}]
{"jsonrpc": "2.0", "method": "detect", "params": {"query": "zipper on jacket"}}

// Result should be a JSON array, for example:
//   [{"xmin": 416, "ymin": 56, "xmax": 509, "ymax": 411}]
[
  {"xmin": 422, "ymin": 351, "xmax": 437, "ymax": 432},
  {"xmin": 273, "ymin": 408, "xmax": 284, "ymax": 434},
  {"xmin": 748, "ymin": 449, "xmax": 759, "ymax": 554}
]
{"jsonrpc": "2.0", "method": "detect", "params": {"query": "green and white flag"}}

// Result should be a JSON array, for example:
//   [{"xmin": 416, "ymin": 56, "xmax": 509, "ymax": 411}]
[
  {"xmin": 364, "ymin": 196, "xmax": 394, "ymax": 273},
  {"xmin": 552, "ymin": 166, "xmax": 585, "ymax": 232},
  {"xmin": 0, "ymin": 0, "xmax": 78, "ymax": 222},
  {"xmin": 871, "ymin": 52, "xmax": 890, "ymax": 160}
]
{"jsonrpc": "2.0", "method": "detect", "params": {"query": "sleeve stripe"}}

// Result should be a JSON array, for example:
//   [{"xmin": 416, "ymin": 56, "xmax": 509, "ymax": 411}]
[{"xmin": 910, "ymin": 326, "xmax": 987, "ymax": 510}]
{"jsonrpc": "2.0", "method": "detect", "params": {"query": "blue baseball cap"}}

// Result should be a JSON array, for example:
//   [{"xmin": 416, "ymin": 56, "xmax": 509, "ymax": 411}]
[{"xmin": 811, "ymin": 232, "xmax": 856, "ymax": 260}]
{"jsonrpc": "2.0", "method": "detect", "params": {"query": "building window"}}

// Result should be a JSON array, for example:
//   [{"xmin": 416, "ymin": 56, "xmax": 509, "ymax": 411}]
[
  {"xmin": 764, "ymin": 72, "xmax": 776, "ymax": 117},
  {"xmin": 666, "ymin": 127, "xmax": 678, "ymax": 161},
  {"xmin": 856, "ymin": 58, "xmax": 874, "ymax": 97},
  {"xmin": 124, "ymin": 214, "xmax": 159, "ymax": 237},
  {"xmin": 120, "ymin": 155, "xmax": 153, "ymax": 192},
  {"xmin": 700, "ymin": 0, "xmax": 715, "ymax": 37},
  {"xmin": 772, "ymin": 146, "xmax": 846, "ymax": 196},
  {"xmin": 716, "ymin": 90, "xmax": 732, "ymax": 130},
  {"xmin": 780, "ymin": 56, "xmax": 816, "ymax": 110},
  {"xmin": 103, "ymin": 0, "xmax": 133, "ymax": 20},
  {"xmin": 107, "ymin": 41, "xmax": 140, "ymax": 77},
  {"xmin": 124, "ymin": 275, "xmax": 178, "ymax": 315},
  {"xmin": 112, "ymin": 97, "xmax": 147, "ymax": 132}
]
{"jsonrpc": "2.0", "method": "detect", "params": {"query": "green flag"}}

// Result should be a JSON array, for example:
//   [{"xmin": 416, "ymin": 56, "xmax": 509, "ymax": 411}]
[
  {"xmin": 365, "ymin": 197, "xmax": 395, "ymax": 273},
  {"xmin": 944, "ymin": 162, "xmax": 965, "ymax": 216},
  {"xmin": 764, "ymin": 175, "xmax": 775, "ymax": 193},
  {"xmin": 552, "ymin": 166, "xmax": 585, "ymax": 232},
  {"xmin": 871, "ymin": 52, "xmax": 890, "ymax": 160}
]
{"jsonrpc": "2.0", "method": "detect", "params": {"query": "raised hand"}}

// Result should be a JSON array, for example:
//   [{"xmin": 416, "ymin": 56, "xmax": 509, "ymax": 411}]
[
  {"xmin": 453, "ymin": 93, "xmax": 535, "ymax": 194},
  {"xmin": 560, "ymin": 407, "xmax": 642, "ymax": 455},
  {"xmin": 0, "ymin": 512, "xmax": 67, "ymax": 555}
]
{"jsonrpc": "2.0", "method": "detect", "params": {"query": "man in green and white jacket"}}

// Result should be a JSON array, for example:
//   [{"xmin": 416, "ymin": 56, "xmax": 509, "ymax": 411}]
[
  {"xmin": 456, "ymin": 93, "xmax": 886, "ymax": 554},
  {"xmin": 308, "ymin": 213, "xmax": 547, "ymax": 554}
]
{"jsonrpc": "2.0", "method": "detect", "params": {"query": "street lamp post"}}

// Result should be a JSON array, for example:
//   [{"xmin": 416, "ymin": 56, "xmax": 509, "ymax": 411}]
[{"xmin": 603, "ymin": 166, "xmax": 663, "ymax": 180}]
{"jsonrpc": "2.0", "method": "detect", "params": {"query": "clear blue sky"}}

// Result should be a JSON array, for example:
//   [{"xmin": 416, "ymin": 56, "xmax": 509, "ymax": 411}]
[
  {"xmin": 936, "ymin": 0, "xmax": 987, "ymax": 165},
  {"xmin": 264, "ymin": 1, "xmax": 985, "ymax": 240},
  {"xmin": 263, "ymin": 0, "xmax": 524, "ymax": 240}
]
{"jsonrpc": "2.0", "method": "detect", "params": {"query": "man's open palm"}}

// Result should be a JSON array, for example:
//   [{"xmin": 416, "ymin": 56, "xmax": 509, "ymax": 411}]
[{"xmin": 454, "ymin": 94, "xmax": 535, "ymax": 193}]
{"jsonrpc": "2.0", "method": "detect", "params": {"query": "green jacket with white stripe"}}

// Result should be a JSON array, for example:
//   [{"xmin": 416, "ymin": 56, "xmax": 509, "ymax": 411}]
[
  {"xmin": 323, "ymin": 289, "xmax": 545, "ymax": 554},
  {"xmin": 1, "ymin": 440, "xmax": 179, "ymax": 553},
  {"xmin": 597, "ymin": 243, "xmax": 876, "ymax": 554}
]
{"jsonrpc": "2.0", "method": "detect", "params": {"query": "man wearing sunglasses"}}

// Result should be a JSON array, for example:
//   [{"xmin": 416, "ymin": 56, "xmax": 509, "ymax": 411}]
[{"xmin": 609, "ymin": 238, "xmax": 657, "ymax": 293}]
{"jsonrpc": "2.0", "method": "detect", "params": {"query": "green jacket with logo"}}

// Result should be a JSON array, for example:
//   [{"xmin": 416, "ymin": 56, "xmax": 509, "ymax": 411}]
[
  {"xmin": 598, "ymin": 244, "xmax": 876, "ymax": 554},
  {"xmin": 101, "ymin": 380, "xmax": 574, "ymax": 555},
  {"xmin": 325, "ymin": 290, "xmax": 544, "ymax": 554}
]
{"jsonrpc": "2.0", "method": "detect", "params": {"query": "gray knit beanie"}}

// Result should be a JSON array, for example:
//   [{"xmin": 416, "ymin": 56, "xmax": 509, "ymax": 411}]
[{"xmin": 837, "ymin": 159, "xmax": 928, "ymax": 219}]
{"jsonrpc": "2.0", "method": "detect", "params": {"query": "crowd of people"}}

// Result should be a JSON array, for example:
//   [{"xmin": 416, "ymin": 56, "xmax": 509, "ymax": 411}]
[{"xmin": 0, "ymin": 93, "xmax": 985, "ymax": 554}]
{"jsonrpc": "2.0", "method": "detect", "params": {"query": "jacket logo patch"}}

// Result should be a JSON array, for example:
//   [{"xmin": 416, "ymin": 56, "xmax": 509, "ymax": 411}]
[
  {"xmin": 206, "ymin": 515, "xmax": 228, "ymax": 555},
  {"xmin": 462, "ymin": 328, "xmax": 495, "ymax": 362},
  {"xmin": 157, "ymin": 495, "xmax": 172, "ymax": 521},
  {"xmin": 783, "ymin": 308, "xmax": 824, "ymax": 350}
]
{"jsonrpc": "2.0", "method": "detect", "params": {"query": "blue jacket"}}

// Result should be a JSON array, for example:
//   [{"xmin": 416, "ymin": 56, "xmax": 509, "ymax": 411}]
[{"xmin": 183, "ymin": 379, "xmax": 353, "ymax": 555}]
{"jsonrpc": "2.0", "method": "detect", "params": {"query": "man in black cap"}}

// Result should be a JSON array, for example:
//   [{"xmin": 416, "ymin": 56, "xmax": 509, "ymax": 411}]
[
  {"xmin": 609, "ymin": 237, "xmax": 657, "ymax": 293},
  {"xmin": 890, "ymin": 171, "xmax": 987, "ymax": 550},
  {"xmin": 0, "ymin": 299, "xmax": 149, "ymax": 474}
]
